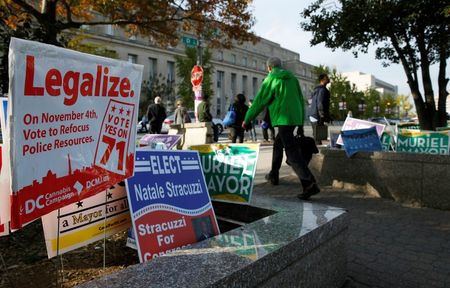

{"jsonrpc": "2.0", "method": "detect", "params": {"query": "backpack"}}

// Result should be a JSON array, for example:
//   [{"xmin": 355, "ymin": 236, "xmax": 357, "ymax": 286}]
[{"xmin": 222, "ymin": 105, "xmax": 236, "ymax": 127}]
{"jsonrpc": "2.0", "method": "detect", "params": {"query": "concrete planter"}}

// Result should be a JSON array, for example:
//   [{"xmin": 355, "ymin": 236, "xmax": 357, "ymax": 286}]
[{"xmin": 310, "ymin": 148, "xmax": 450, "ymax": 210}]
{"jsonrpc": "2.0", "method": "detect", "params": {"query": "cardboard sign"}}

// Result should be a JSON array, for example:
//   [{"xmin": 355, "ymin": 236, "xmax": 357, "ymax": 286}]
[
  {"xmin": 341, "ymin": 127, "xmax": 383, "ymax": 157},
  {"xmin": 189, "ymin": 144, "xmax": 259, "ymax": 204},
  {"xmin": 8, "ymin": 38, "xmax": 143, "ymax": 228},
  {"xmin": 126, "ymin": 149, "xmax": 219, "ymax": 262},
  {"xmin": 139, "ymin": 134, "xmax": 182, "ymax": 149},
  {"xmin": 337, "ymin": 117, "xmax": 385, "ymax": 145},
  {"xmin": 396, "ymin": 130, "xmax": 450, "ymax": 155},
  {"xmin": 41, "ymin": 184, "xmax": 130, "ymax": 258}
]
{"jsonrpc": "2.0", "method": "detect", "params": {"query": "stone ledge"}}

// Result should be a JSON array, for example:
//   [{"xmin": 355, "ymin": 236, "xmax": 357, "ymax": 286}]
[
  {"xmin": 78, "ymin": 186, "xmax": 348, "ymax": 288},
  {"xmin": 310, "ymin": 148, "xmax": 450, "ymax": 210}
]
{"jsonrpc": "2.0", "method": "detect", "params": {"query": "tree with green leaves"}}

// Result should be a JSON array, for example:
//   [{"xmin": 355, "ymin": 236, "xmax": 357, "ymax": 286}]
[
  {"xmin": 301, "ymin": 0, "xmax": 449, "ymax": 130},
  {"xmin": 175, "ymin": 47, "xmax": 213, "ymax": 110}
]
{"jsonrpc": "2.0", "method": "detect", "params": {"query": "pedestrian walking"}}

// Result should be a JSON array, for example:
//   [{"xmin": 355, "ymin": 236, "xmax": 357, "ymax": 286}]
[
  {"xmin": 248, "ymin": 99, "xmax": 258, "ymax": 142},
  {"xmin": 308, "ymin": 74, "xmax": 331, "ymax": 145},
  {"xmin": 197, "ymin": 94, "xmax": 218, "ymax": 142},
  {"xmin": 147, "ymin": 96, "xmax": 167, "ymax": 134},
  {"xmin": 174, "ymin": 99, "xmax": 191, "ymax": 125},
  {"xmin": 243, "ymin": 56, "xmax": 320, "ymax": 200},
  {"xmin": 229, "ymin": 93, "xmax": 249, "ymax": 143},
  {"xmin": 261, "ymin": 107, "xmax": 275, "ymax": 142}
]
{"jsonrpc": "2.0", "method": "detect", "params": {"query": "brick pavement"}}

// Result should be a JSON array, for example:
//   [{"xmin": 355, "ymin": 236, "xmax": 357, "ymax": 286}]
[{"xmin": 253, "ymin": 175, "xmax": 450, "ymax": 288}]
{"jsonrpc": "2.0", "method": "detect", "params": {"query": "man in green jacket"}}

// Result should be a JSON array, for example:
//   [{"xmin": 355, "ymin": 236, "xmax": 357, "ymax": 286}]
[{"xmin": 242, "ymin": 57, "xmax": 320, "ymax": 200}]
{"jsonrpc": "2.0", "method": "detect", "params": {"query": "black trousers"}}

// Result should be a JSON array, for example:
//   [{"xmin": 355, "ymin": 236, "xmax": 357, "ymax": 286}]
[
  {"xmin": 262, "ymin": 127, "xmax": 275, "ymax": 141},
  {"xmin": 271, "ymin": 126, "xmax": 316, "ymax": 189},
  {"xmin": 229, "ymin": 126, "xmax": 245, "ymax": 143}
]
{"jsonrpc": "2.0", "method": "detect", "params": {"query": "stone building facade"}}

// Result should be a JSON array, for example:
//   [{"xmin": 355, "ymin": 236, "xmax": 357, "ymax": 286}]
[{"xmin": 81, "ymin": 25, "xmax": 317, "ymax": 118}]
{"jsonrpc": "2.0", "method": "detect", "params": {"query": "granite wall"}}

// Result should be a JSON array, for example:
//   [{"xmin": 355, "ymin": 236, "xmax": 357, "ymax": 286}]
[{"xmin": 310, "ymin": 149, "xmax": 450, "ymax": 210}]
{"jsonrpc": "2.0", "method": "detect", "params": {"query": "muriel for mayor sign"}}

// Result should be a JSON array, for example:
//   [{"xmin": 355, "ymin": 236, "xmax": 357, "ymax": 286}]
[
  {"xmin": 396, "ymin": 130, "xmax": 450, "ymax": 155},
  {"xmin": 189, "ymin": 144, "xmax": 259, "ymax": 204}
]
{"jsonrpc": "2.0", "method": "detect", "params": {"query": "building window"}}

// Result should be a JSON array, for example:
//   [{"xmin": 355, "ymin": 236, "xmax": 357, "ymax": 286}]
[
  {"xmin": 217, "ymin": 70, "xmax": 224, "ymax": 88},
  {"xmin": 242, "ymin": 75, "xmax": 248, "ymax": 95},
  {"xmin": 105, "ymin": 25, "xmax": 114, "ymax": 36},
  {"xmin": 231, "ymin": 54, "xmax": 236, "ymax": 64},
  {"xmin": 231, "ymin": 73, "xmax": 237, "ymax": 97},
  {"xmin": 302, "ymin": 68, "xmax": 306, "ymax": 76},
  {"xmin": 148, "ymin": 57, "xmax": 157, "ymax": 80},
  {"xmin": 261, "ymin": 63, "xmax": 266, "ymax": 71},
  {"xmin": 252, "ymin": 60, "xmax": 257, "ymax": 69},
  {"xmin": 252, "ymin": 77, "xmax": 258, "ymax": 97},
  {"xmin": 242, "ymin": 57, "xmax": 247, "ymax": 66},
  {"xmin": 218, "ymin": 51, "xmax": 224, "ymax": 61},
  {"xmin": 217, "ymin": 71, "xmax": 225, "ymax": 116},
  {"xmin": 128, "ymin": 54, "xmax": 137, "ymax": 64},
  {"xmin": 167, "ymin": 61, "xmax": 175, "ymax": 83}
]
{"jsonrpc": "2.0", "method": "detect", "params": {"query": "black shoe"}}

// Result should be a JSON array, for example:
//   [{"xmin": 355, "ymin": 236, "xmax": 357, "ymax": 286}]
[
  {"xmin": 265, "ymin": 172, "xmax": 279, "ymax": 185},
  {"xmin": 297, "ymin": 183, "xmax": 320, "ymax": 200}
]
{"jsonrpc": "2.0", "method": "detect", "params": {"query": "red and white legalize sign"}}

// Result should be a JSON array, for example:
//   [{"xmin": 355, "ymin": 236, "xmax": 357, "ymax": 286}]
[
  {"xmin": 7, "ymin": 38, "xmax": 143, "ymax": 229},
  {"xmin": 191, "ymin": 65, "xmax": 204, "ymax": 88}
]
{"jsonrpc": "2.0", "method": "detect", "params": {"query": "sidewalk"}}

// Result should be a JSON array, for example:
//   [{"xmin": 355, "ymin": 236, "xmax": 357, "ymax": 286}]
[{"xmin": 253, "ymin": 174, "xmax": 450, "ymax": 288}]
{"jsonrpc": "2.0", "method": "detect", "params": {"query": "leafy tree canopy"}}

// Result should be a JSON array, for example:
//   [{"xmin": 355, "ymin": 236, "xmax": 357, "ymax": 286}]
[
  {"xmin": 0, "ymin": 0, "xmax": 258, "ymax": 48},
  {"xmin": 301, "ymin": 0, "xmax": 449, "ymax": 130}
]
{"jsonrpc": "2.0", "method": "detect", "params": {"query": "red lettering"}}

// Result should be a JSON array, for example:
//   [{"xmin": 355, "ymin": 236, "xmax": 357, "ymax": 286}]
[
  {"xmin": 108, "ymin": 76, "xmax": 120, "ymax": 97},
  {"xmin": 45, "ymin": 69, "xmax": 62, "ymax": 96},
  {"xmin": 21, "ymin": 56, "xmax": 134, "ymax": 106},
  {"xmin": 95, "ymin": 65, "xmax": 102, "ymax": 96},
  {"xmin": 102, "ymin": 66, "xmax": 109, "ymax": 96},
  {"xmin": 63, "ymin": 71, "xmax": 80, "ymax": 106},
  {"xmin": 80, "ymin": 73, "xmax": 94, "ymax": 96},
  {"xmin": 120, "ymin": 78, "xmax": 130, "ymax": 97},
  {"xmin": 24, "ymin": 55, "xmax": 44, "ymax": 96}
]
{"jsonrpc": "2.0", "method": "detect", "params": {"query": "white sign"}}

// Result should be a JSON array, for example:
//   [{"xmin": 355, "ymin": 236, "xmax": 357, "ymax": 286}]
[
  {"xmin": 337, "ymin": 117, "xmax": 386, "ymax": 145},
  {"xmin": 8, "ymin": 38, "xmax": 143, "ymax": 229},
  {"xmin": 42, "ymin": 184, "xmax": 130, "ymax": 258}
]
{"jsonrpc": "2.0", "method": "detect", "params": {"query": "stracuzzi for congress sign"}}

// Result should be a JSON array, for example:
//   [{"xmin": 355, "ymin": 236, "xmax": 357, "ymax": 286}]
[{"xmin": 7, "ymin": 38, "xmax": 143, "ymax": 229}]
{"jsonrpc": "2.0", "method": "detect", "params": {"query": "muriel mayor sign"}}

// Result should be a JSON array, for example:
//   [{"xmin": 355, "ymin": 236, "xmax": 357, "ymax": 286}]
[
  {"xmin": 189, "ymin": 144, "xmax": 259, "ymax": 204},
  {"xmin": 396, "ymin": 130, "xmax": 450, "ymax": 155}
]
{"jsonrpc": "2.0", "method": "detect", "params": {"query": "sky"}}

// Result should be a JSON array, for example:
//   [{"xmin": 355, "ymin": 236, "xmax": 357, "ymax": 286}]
[{"xmin": 250, "ymin": 0, "xmax": 442, "ymax": 97}]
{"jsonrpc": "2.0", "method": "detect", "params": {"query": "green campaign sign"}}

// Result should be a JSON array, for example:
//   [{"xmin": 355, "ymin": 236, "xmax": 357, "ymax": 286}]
[
  {"xmin": 396, "ymin": 129, "xmax": 450, "ymax": 155},
  {"xmin": 381, "ymin": 132, "xmax": 392, "ymax": 151},
  {"xmin": 189, "ymin": 144, "xmax": 259, "ymax": 204}
]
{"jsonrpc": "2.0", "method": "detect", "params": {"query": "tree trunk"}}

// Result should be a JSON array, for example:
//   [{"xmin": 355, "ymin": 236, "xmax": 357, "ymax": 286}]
[
  {"xmin": 41, "ymin": 0, "xmax": 60, "ymax": 46},
  {"xmin": 437, "ymin": 36, "xmax": 449, "ymax": 128}
]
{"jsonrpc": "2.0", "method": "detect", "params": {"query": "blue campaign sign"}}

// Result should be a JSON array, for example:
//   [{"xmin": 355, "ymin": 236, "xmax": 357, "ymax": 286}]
[
  {"xmin": 126, "ymin": 149, "xmax": 219, "ymax": 262},
  {"xmin": 341, "ymin": 126, "xmax": 382, "ymax": 157}
]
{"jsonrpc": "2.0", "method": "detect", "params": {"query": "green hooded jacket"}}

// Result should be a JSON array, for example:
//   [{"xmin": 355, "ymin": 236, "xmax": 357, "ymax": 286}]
[{"xmin": 244, "ymin": 67, "xmax": 305, "ymax": 126}]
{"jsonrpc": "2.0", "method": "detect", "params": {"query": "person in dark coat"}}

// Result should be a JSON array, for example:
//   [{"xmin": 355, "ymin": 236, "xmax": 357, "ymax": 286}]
[
  {"xmin": 197, "ymin": 94, "xmax": 218, "ymax": 142},
  {"xmin": 308, "ymin": 74, "xmax": 331, "ymax": 144},
  {"xmin": 229, "ymin": 93, "xmax": 249, "ymax": 143},
  {"xmin": 147, "ymin": 96, "xmax": 167, "ymax": 134}
]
